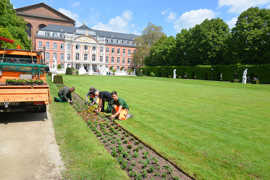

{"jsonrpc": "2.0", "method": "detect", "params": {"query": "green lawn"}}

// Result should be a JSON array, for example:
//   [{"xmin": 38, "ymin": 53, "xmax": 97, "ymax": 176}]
[
  {"xmin": 48, "ymin": 80, "xmax": 129, "ymax": 180},
  {"xmin": 63, "ymin": 75, "xmax": 270, "ymax": 180}
]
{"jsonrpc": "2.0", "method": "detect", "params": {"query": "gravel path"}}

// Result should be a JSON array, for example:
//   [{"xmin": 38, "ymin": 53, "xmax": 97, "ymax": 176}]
[{"xmin": 0, "ymin": 108, "xmax": 64, "ymax": 180}]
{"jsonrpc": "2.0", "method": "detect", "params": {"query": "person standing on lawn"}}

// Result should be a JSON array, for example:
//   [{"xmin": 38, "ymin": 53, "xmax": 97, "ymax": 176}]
[
  {"xmin": 110, "ymin": 91, "xmax": 132, "ymax": 120},
  {"xmin": 54, "ymin": 86, "xmax": 75, "ymax": 104},
  {"xmin": 94, "ymin": 90, "xmax": 113, "ymax": 113},
  {"xmin": 85, "ymin": 87, "xmax": 96, "ymax": 105}
]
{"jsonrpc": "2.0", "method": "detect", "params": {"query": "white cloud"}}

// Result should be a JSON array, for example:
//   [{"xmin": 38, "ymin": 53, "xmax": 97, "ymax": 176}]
[
  {"xmin": 227, "ymin": 17, "xmax": 238, "ymax": 28},
  {"xmin": 92, "ymin": 10, "xmax": 135, "ymax": 33},
  {"xmin": 168, "ymin": 12, "xmax": 177, "ymax": 21},
  {"xmin": 58, "ymin": 8, "xmax": 82, "ymax": 26},
  {"xmin": 161, "ymin": 9, "xmax": 169, "ymax": 15},
  {"xmin": 72, "ymin": 1, "xmax": 80, "ymax": 8},
  {"xmin": 218, "ymin": 0, "xmax": 270, "ymax": 13},
  {"xmin": 174, "ymin": 9, "xmax": 215, "ymax": 32}
]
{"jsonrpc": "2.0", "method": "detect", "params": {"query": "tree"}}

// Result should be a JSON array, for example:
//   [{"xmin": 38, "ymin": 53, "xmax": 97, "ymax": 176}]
[
  {"xmin": 133, "ymin": 22, "xmax": 165, "ymax": 67},
  {"xmin": 145, "ymin": 36, "xmax": 176, "ymax": 66},
  {"xmin": 0, "ymin": 0, "xmax": 31, "ymax": 49},
  {"xmin": 176, "ymin": 18, "xmax": 230, "ymax": 65},
  {"xmin": 232, "ymin": 7, "xmax": 270, "ymax": 64}
]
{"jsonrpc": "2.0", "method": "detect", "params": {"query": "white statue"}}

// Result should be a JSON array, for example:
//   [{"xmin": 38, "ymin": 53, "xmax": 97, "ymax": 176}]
[
  {"xmin": 242, "ymin": 68, "xmax": 248, "ymax": 84},
  {"xmin": 79, "ymin": 65, "xmax": 87, "ymax": 75},
  {"xmin": 220, "ymin": 73, "xmax": 223, "ymax": 81},
  {"xmin": 173, "ymin": 69, "xmax": 177, "ymax": 79}
]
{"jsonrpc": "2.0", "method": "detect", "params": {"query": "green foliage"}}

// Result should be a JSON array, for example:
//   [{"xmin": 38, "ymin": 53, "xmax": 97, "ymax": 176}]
[
  {"xmin": 142, "ymin": 64, "xmax": 270, "ymax": 83},
  {"xmin": 133, "ymin": 22, "xmax": 165, "ymax": 68},
  {"xmin": 6, "ymin": 79, "xmax": 44, "ymax": 85},
  {"xmin": 232, "ymin": 7, "xmax": 270, "ymax": 65},
  {"xmin": 0, "ymin": 0, "xmax": 31, "ymax": 49},
  {"xmin": 53, "ymin": 75, "xmax": 63, "ymax": 84}
]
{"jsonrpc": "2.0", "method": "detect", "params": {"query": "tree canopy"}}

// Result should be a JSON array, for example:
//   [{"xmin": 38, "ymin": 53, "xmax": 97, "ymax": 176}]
[
  {"xmin": 143, "ymin": 7, "xmax": 270, "ymax": 66},
  {"xmin": 0, "ymin": 0, "xmax": 31, "ymax": 49}
]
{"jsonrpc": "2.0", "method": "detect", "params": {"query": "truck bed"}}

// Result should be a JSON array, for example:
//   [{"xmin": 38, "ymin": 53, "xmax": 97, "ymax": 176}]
[{"xmin": 0, "ymin": 85, "xmax": 50, "ymax": 104}]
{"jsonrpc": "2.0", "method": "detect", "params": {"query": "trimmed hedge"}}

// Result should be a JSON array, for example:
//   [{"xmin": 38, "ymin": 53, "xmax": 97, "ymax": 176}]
[
  {"xmin": 53, "ymin": 75, "xmax": 63, "ymax": 84},
  {"xmin": 140, "ymin": 64, "xmax": 270, "ymax": 84}
]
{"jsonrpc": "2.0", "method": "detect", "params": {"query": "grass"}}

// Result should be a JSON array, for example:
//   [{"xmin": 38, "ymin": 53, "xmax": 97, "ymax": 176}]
[
  {"xmin": 48, "ymin": 79, "xmax": 129, "ymax": 180},
  {"xmin": 63, "ymin": 75, "xmax": 270, "ymax": 180}
]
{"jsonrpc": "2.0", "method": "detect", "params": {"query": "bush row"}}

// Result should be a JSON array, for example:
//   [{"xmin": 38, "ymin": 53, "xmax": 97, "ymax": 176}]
[
  {"xmin": 53, "ymin": 75, "xmax": 63, "ymax": 84},
  {"xmin": 139, "ymin": 64, "xmax": 270, "ymax": 84}
]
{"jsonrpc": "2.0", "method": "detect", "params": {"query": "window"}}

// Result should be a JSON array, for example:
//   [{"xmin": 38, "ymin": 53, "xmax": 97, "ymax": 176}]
[
  {"xmin": 128, "ymin": 49, "xmax": 131, "ymax": 55},
  {"xmin": 46, "ymin": 42, "xmax": 50, "ymax": 49},
  {"xmin": 53, "ymin": 53, "xmax": 57, "ymax": 60},
  {"xmin": 67, "ymin": 43, "xmax": 71, "ymax": 50},
  {"xmin": 45, "ymin": 52, "xmax": 50, "ymax": 61},
  {"xmin": 60, "ymin": 43, "xmax": 64, "ymax": 50},
  {"xmin": 60, "ymin": 53, "xmax": 64, "ymax": 62},
  {"xmin": 111, "ymin": 48, "xmax": 115, "ymax": 54},
  {"xmin": 100, "ymin": 47, "xmax": 104, "ymax": 53},
  {"xmin": 106, "ymin": 39, "xmax": 108, "ymax": 43},
  {"xmin": 134, "ymin": 50, "xmax": 136, "ymax": 54},
  {"xmin": 76, "ymin": 53, "xmax": 80, "ymax": 60},
  {"xmin": 92, "ymin": 46, "xmax": 96, "ymax": 51},
  {"xmin": 100, "ymin": 56, "xmax": 103, "ymax": 62},
  {"xmin": 53, "ymin": 42, "xmax": 57, "ymax": 49},
  {"xmin": 106, "ymin": 47, "xmax": 109, "ymax": 53},
  {"xmin": 84, "ymin": 54, "xmax": 88, "ymax": 61},
  {"xmin": 117, "ymin": 66, "xmax": 120, "ymax": 70},
  {"xmin": 45, "ymin": 32, "xmax": 50, "ymax": 37},
  {"xmin": 53, "ymin": 32, "xmax": 57, "ymax": 37},
  {"xmin": 117, "ymin": 57, "xmax": 120, "ymax": 63},
  {"xmin": 106, "ymin": 56, "xmax": 109, "ymax": 63},
  {"xmin": 117, "ymin": 48, "xmax": 120, "ymax": 54},
  {"xmin": 84, "ymin": 45, "xmax": 88, "ymax": 50},
  {"xmin": 92, "ymin": 54, "xmax": 96, "ymax": 61},
  {"xmin": 122, "ymin": 58, "xmax": 125, "ymax": 64},
  {"xmin": 123, "ymin": 48, "xmax": 126, "ymax": 55},
  {"xmin": 38, "ymin": 41, "xmax": 42, "ymax": 49},
  {"xmin": 121, "ymin": 40, "xmax": 124, "ymax": 44},
  {"xmin": 76, "ymin": 44, "xmax": 80, "ymax": 50},
  {"xmin": 67, "ymin": 54, "xmax": 71, "ymax": 61},
  {"xmin": 128, "ymin": 58, "xmax": 131, "ymax": 64},
  {"xmin": 111, "ymin": 39, "xmax": 113, "ymax": 43},
  {"xmin": 117, "ymin": 40, "xmax": 119, "ymax": 44},
  {"xmin": 111, "ymin": 57, "xmax": 114, "ymax": 63}
]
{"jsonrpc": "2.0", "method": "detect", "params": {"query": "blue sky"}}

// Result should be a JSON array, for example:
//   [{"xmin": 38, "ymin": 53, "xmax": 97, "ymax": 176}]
[{"xmin": 11, "ymin": 0, "xmax": 270, "ymax": 35}]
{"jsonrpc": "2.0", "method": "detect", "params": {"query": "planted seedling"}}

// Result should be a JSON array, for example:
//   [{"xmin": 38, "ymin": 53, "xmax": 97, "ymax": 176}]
[
  {"xmin": 127, "ymin": 144, "xmax": 132, "ymax": 149},
  {"xmin": 138, "ymin": 145, "xmax": 143, "ymax": 150},
  {"xmin": 111, "ymin": 149, "xmax": 117, "ymax": 157},
  {"xmin": 147, "ymin": 166, "xmax": 154, "ymax": 173},
  {"xmin": 123, "ymin": 140, "xmax": 128, "ymax": 144},
  {"xmin": 135, "ymin": 175, "xmax": 143, "ymax": 180},
  {"xmin": 141, "ymin": 170, "xmax": 147, "ymax": 178},
  {"xmin": 117, "ymin": 146, "xmax": 123, "ymax": 153},
  {"xmin": 173, "ymin": 177, "xmax": 180, "ymax": 180},
  {"xmin": 161, "ymin": 172, "xmax": 166, "ymax": 178},
  {"xmin": 133, "ymin": 147, "xmax": 139, "ymax": 152},
  {"xmin": 127, "ymin": 166, "xmax": 133, "ymax": 171},
  {"xmin": 131, "ymin": 161, "xmax": 136, "ymax": 167},
  {"xmin": 132, "ymin": 152, "xmax": 138, "ymax": 158},
  {"xmin": 122, "ymin": 151, "xmax": 128, "ymax": 158},
  {"xmin": 143, "ymin": 152, "xmax": 149, "ymax": 159},
  {"xmin": 102, "ymin": 140, "xmax": 107, "ymax": 143},
  {"xmin": 121, "ymin": 160, "xmax": 127, "ymax": 169},
  {"xmin": 151, "ymin": 157, "xmax": 158, "ymax": 164},
  {"xmin": 163, "ymin": 165, "xmax": 173, "ymax": 174},
  {"xmin": 129, "ymin": 171, "xmax": 136, "ymax": 177},
  {"xmin": 134, "ymin": 141, "xmax": 139, "ymax": 145},
  {"xmin": 154, "ymin": 171, "xmax": 160, "ymax": 176}
]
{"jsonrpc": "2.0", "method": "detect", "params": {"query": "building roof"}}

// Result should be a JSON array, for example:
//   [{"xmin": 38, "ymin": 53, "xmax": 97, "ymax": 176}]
[
  {"xmin": 15, "ymin": 3, "xmax": 75, "ymax": 25},
  {"xmin": 41, "ymin": 24, "xmax": 75, "ymax": 34},
  {"xmin": 40, "ymin": 24, "xmax": 138, "ymax": 40}
]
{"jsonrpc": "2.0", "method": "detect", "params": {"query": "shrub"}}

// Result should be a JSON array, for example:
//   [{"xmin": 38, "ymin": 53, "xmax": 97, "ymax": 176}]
[
  {"xmin": 53, "ymin": 75, "xmax": 63, "ymax": 84},
  {"xmin": 150, "ymin": 72, "xmax": 156, "ymax": 77},
  {"xmin": 65, "ymin": 67, "xmax": 73, "ymax": 75}
]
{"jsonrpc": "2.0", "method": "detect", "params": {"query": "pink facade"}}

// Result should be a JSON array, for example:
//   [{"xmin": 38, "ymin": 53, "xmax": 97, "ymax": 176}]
[
  {"xmin": 36, "ymin": 38, "xmax": 65, "ymax": 69},
  {"xmin": 106, "ymin": 45, "xmax": 135, "ymax": 70}
]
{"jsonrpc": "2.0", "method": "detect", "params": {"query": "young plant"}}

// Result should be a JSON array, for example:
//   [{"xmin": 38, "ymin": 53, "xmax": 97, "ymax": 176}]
[
  {"xmin": 141, "ymin": 170, "xmax": 147, "ymax": 178},
  {"xmin": 122, "ymin": 151, "xmax": 128, "ymax": 158},
  {"xmin": 143, "ymin": 151, "xmax": 149, "ymax": 159},
  {"xmin": 111, "ymin": 149, "xmax": 117, "ymax": 157},
  {"xmin": 132, "ymin": 152, "xmax": 138, "ymax": 158},
  {"xmin": 147, "ymin": 166, "xmax": 154, "ymax": 173},
  {"xmin": 131, "ymin": 161, "xmax": 136, "ymax": 167},
  {"xmin": 123, "ymin": 140, "xmax": 128, "ymax": 144},
  {"xmin": 134, "ymin": 141, "xmax": 139, "ymax": 145},
  {"xmin": 121, "ymin": 160, "xmax": 127, "ymax": 169},
  {"xmin": 129, "ymin": 171, "xmax": 136, "ymax": 177},
  {"xmin": 151, "ymin": 157, "xmax": 158, "ymax": 164},
  {"xmin": 127, "ymin": 166, "xmax": 133, "ymax": 171},
  {"xmin": 173, "ymin": 177, "xmax": 180, "ymax": 180},
  {"xmin": 127, "ymin": 144, "xmax": 132, "ymax": 149}
]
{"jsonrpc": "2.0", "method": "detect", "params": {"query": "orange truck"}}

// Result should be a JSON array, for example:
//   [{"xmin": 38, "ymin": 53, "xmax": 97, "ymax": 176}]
[{"xmin": 0, "ymin": 38, "xmax": 50, "ymax": 112}]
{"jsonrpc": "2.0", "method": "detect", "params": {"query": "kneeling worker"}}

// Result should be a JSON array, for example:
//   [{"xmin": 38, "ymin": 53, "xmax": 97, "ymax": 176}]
[
  {"xmin": 110, "ymin": 91, "xmax": 131, "ymax": 120},
  {"xmin": 85, "ymin": 87, "xmax": 96, "ymax": 105},
  {"xmin": 95, "ymin": 90, "xmax": 113, "ymax": 113},
  {"xmin": 54, "ymin": 86, "xmax": 75, "ymax": 104}
]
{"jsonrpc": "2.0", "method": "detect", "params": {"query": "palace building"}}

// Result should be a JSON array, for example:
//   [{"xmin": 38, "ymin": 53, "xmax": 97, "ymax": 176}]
[{"xmin": 16, "ymin": 3, "xmax": 137, "ymax": 74}]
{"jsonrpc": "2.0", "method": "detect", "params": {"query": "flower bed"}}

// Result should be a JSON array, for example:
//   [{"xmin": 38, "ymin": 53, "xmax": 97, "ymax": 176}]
[{"xmin": 71, "ymin": 92, "xmax": 193, "ymax": 180}]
